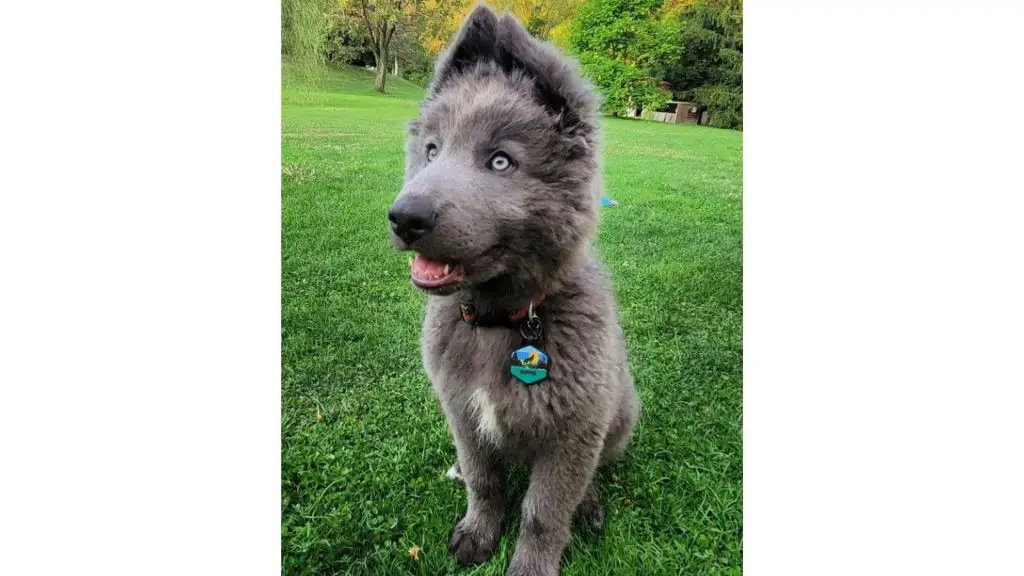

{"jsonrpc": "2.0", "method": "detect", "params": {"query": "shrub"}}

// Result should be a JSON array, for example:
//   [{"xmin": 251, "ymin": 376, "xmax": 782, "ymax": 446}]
[
  {"xmin": 688, "ymin": 84, "xmax": 742, "ymax": 129},
  {"xmin": 577, "ymin": 53, "xmax": 671, "ymax": 116}
]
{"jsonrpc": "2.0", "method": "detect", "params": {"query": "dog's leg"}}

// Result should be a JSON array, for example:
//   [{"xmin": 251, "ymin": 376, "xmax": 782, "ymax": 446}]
[
  {"xmin": 507, "ymin": 440, "xmax": 601, "ymax": 576},
  {"xmin": 599, "ymin": 384, "xmax": 640, "ymax": 465},
  {"xmin": 573, "ymin": 481, "xmax": 604, "ymax": 530},
  {"xmin": 447, "ymin": 422, "xmax": 505, "ymax": 566}
]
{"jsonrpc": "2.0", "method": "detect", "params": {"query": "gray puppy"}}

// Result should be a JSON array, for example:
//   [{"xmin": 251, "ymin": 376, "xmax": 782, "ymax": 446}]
[{"xmin": 387, "ymin": 5, "xmax": 639, "ymax": 575}]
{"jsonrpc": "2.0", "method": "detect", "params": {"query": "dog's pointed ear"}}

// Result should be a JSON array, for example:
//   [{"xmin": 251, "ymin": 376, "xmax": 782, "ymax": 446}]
[
  {"xmin": 495, "ymin": 13, "xmax": 592, "ymax": 136},
  {"xmin": 429, "ymin": 4, "xmax": 499, "ymax": 94}
]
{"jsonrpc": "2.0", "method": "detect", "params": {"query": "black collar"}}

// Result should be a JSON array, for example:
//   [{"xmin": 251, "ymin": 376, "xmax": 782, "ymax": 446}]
[{"xmin": 459, "ymin": 293, "xmax": 546, "ymax": 327}]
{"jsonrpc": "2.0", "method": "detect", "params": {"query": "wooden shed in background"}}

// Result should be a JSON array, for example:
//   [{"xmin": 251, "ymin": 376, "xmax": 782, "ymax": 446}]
[
  {"xmin": 627, "ymin": 101, "xmax": 704, "ymax": 124},
  {"xmin": 623, "ymin": 81, "xmax": 710, "ymax": 125}
]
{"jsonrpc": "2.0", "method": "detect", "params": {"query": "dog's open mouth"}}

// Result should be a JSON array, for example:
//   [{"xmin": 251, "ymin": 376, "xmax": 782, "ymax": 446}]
[{"xmin": 410, "ymin": 253, "xmax": 465, "ymax": 290}]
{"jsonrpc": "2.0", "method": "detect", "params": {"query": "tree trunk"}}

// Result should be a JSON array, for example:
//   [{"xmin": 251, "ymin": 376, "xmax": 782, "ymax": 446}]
[
  {"xmin": 371, "ymin": 22, "xmax": 396, "ymax": 93},
  {"xmin": 374, "ymin": 51, "xmax": 387, "ymax": 92}
]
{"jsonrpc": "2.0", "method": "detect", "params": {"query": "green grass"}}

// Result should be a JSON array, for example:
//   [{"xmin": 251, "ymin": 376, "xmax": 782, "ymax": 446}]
[{"xmin": 282, "ymin": 65, "xmax": 743, "ymax": 575}]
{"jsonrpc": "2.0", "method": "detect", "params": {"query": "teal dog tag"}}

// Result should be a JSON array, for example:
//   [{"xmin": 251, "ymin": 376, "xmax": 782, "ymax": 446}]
[{"xmin": 510, "ymin": 345, "xmax": 549, "ymax": 384}]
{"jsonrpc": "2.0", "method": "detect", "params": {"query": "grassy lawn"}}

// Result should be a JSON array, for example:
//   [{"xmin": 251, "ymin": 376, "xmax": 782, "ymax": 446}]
[{"xmin": 282, "ymin": 65, "xmax": 743, "ymax": 575}]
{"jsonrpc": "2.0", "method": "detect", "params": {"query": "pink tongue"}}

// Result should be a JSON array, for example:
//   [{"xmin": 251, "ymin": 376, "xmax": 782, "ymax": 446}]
[{"xmin": 413, "ymin": 254, "xmax": 447, "ymax": 277}]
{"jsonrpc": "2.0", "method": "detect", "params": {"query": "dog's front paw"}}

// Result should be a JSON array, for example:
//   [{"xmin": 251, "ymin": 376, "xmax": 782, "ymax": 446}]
[
  {"xmin": 506, "ymin": 556, "xmax": 559, "ymax": 576},
  {"xmin": 574, "ymin": 487, "xmax": 605, "ymax": 531},
  {"xmin": 575, "ymin": 500, "xmax": 604, "ymax": 530},
  {"xmin": 448, "ymin": 515, "xmax": 500, "ymax": 566}
]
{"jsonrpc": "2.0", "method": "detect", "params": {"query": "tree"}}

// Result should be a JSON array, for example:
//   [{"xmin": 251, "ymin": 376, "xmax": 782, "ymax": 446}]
[
  {"xmin": 662, "ymin": 0, "xmax": 743, "ymax": 129},
  {"xmin": 339, "ymin": 0, "xmax": 419, "ymax": 92},
  {"xmin": 323, "ymin": 2, "xmax": 371, "ymax": 64},
  {"xmin": 569, "ymin": 0, "xmax": 680, "ymax": 115}
]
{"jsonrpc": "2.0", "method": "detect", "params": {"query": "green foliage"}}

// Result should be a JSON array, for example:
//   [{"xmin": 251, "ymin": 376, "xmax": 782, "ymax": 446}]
[
  {"xmin": 712, "ymin": 47, "xmax": 742, "ymax": 86},
  {"xmin": 404, "ymin": 69, "xmax": 432, "ymax": 87},
  {"xmin": 570, "ymin": 0, "xmax": 680, "ymax": 115},
  {"xmin": 663, "ymin": 0, "xmax": 743, "ymax": 129},
  {"xmin": 577, "ymin": 53, "xmax": 670, "ymax": 116},
  {"xmin": 390, "ymin": 23, "xmax": 435, "ymax": 87},
  {"xmin": 572, "ymin": 0, "xmax": 679, "ymax": 70},
  {"xmin": 323, "ymin": 6, "xmax": 369, "ymax": 64},
  {"xmin": 689, "ymin": 84, "xmax": 742, "ymax": 129},
  {"xmin": 665, "ymin": 21, "xmax": 719, "ymax": 90},
  {"xmin": 282, "ymin": 0, "xmax": 332, "ymax": 85}
]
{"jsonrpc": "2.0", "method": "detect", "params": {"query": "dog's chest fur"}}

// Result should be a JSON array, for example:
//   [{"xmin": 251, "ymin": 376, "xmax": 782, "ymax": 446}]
[
  {"xmin": 420, "ymin": 269, "xmax": 621, "ymax": 458},
  {"xmin": 422, "ymin": 307, "xmax": 543, "ymax": 449}
]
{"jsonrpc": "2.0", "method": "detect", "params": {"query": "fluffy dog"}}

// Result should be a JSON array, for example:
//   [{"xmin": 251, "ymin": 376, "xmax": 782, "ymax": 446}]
[{"xmin": 387, "ymin": 5, "xmax": 639, "ymax": 575}]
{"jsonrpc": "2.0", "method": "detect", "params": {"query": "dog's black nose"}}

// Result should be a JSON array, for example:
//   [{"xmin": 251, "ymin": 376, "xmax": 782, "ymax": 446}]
[{"xmin": 388, "ymin": 195, "xmax": 437, "ymax": 244}]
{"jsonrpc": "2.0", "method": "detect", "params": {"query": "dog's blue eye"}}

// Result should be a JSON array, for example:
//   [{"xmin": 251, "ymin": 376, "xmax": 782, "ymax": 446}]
[
  {"xmin": 426, "ymin": 144, "xmax": 438, "ymax": 162},
  {"xmin": 488, "ymin": 153, "xmax": 512, "ymax": 172}
]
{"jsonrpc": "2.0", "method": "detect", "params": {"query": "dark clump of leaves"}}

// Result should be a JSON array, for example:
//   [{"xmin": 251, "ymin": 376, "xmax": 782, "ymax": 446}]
[
  {"xmin": 688, "ymin": 84, "xmax": 742, "ymax": 130},
  {"xmin": 664, "ymin": 0, "xmax": 743, "ymax": 129}
]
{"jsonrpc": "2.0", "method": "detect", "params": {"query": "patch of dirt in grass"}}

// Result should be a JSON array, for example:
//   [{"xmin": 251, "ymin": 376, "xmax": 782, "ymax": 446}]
[{"xmin": 282, "ymin": 163, "xmax": 316, "ymax": 183}]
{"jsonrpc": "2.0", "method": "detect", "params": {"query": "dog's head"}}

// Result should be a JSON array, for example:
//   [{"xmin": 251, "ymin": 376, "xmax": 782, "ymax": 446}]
[{"xmin": 388, "ymin": 4, "xmax": 601, "ymax": 296}]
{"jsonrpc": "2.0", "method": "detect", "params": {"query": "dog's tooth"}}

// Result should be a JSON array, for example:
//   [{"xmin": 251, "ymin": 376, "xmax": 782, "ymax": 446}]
[{"xmin": 443, "ymin": 264, "xmax": 450, "ymax": 275}]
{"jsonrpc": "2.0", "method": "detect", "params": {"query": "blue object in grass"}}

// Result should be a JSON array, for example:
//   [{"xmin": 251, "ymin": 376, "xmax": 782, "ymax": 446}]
[{"xmin": 600, "ymin": 196, "xmax": 619, "ymax": 207}]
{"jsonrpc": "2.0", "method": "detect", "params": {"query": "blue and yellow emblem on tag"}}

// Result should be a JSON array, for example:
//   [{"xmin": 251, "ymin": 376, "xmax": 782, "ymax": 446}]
[{"xmin": 510, "ymin": 345, "xmax": 549, "ymax": 384}]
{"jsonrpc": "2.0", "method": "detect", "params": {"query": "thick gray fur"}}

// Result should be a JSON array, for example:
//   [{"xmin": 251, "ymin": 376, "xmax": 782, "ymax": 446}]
[{"xmin": 388, "ymin": 5, "xmax": 639, "ymax": 575}]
